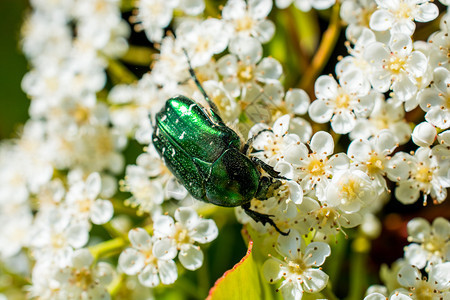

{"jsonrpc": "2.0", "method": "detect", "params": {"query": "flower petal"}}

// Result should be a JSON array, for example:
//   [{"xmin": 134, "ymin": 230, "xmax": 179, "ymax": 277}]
[
  {"xmin": 119, "ymin": 248, "xmax": 144, "ymax": 275},
  {"xmin": 301, "ymin": 268, "xmax": 329, "ymax": 293},
  {"xmin": 90, "ymin": 199, "xmax": 114, "ymax": 225},
  {"xmin": 175, "ymin": 207, "xmax": 199, "ymax": 230},
  {"xmin": 138, "ymin": 264, "xmax": 160, "ymax": 287},
  {"xmin": 158, "ymin": 259, "xmax": 178, "ymax": 285},
  {"xmin": 153, "ymin": 238, "xmax": 177, "ymax": 260},
  {"xmin": 310, "ymin": 131, "xmax": 334, "ymax": 155},
  {"xmin": 369, "ymin": 9, "xmax": 394, "ymax": 31},
  {"xmin": 179, "ymin": 244, "xmax": 204, "ymax": 270},
  {"xmin": 129, "ymin": 228, "xmax": 152, "ymax": 250},
  {"xmin": 304, "ymin": 242, "xmax": 331, "ymax": 267},
  {"xmin": 262, "ymin": 258, "xmax": 283, "ymax": 283},
  {"xmin": 191, "ymin": 219, "xmax": 219, "ymax": 244}
]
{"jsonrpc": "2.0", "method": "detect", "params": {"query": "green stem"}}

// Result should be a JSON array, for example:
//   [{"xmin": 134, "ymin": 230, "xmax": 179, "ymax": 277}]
[
  {"xmin": 107, "ymin": 59, "xmax": 138, "ymax": 84},
  {"xmin": 327, "ymin": 234, "xmax": 347, "ymax": 285},
  {"xmin": 121, "ymin": 45, "xmax": 155, "ymax": 66},
  {"xmin": 111, "ymin": 198, "xmax": 140, "ymax": 216},
  {"xmin": 108, "ymin": 272, "xmax": 125, "ymax": 296},
  {"xmin": 102, "ymin": 221, "xmax": 126, "ymax": 239},
  {"xmin": 89, "ymin": 237, "xmax": 127, "ymax": 260},
  {"xmin": 321, "ymin": 283, "xmax": 339, "ymax": 300},
  {"xmin": 283, "ymin": 8, "xmax": 310, "ymax": 71},
  {"xmin": 298, "ymin": 3, "xmax": 341, "ymax": 95},
  {"xmin": 347, "ymin": 236, "xmax": 370, "ymax": 300}
]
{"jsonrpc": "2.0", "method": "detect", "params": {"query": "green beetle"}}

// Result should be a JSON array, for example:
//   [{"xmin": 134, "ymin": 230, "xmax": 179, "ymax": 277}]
[{"xmin": 152, "ymin": 55, "xmax": 288, "ymax": 235}]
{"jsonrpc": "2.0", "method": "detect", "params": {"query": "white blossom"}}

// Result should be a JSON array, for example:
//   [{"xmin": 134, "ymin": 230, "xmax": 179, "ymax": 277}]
[
  {"xmin": 222, "ymin": 0, "xmax": 275, "ymax": 43},
  {"xmin": 404, "ymin": 217, "xmax": 450, "ymax": 270},
  {"xmin": 118, "ymin": 228, "xmax": 178, "ymax": 287},
  {"xmin": 263, "ymin": 230, "xmax": 331, "ymax": 300},
  {"xmin": 153, "ymin": 207, "xmax": 218, "ymax": 270},
  {"xmin": 364, "ymin": 33, "xmax": 428, "ymax": 102},
  {"xmin": 369, "ymin": 0, "xmax": 439, "ymax": 36}
]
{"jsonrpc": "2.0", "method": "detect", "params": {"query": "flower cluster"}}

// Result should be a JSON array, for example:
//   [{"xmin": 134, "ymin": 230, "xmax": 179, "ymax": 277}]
[
  {"xmin": 0, "ymin": 0, "xmax": 449, "ymax": 299},
  {"xmin": 364, "ymin": 217, "xmax": 450, "ymax": 300}
]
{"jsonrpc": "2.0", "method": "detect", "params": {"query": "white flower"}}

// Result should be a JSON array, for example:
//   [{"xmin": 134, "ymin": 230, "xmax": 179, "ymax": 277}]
[
  {"xmin": 236, "ymin": 176, "xmax": 303, "ymax": 234},
  {"xmin": 118, "ymin": 228, "xmax": 178, "ymax": 287},
  {"xmin": 176, "ymin": 18, "xmax": 229, "ymax": 67},
  {"xmin": 122, "ymin": 164, "xmax": 164, "ymax": 216},
  {"xmin": 336, "ymin": 28, "xmax": 376, "ymax": 78},
  {"xmin": 153, "ymin": 207, "xmax": 218, "ymax": 270},
  {"xmin": 263, "ymin": 230, "xmax": 331, "ymax": 300},
  {"xmin": 348, "ymin": 130, "xmax": 409, "ymax": 192},
  {"xmin": 57, "ymin": 249, "xmax": 114, "ymax": 300},
  {"xmin": 411, "ymin": 121, "xmax": 436, "ymax": 147},
  {"xmin": 350, "ymin": 97, "xmax": 411, "ymax": 145},
  {"xmin": 404, "ymin": 217, "xmax": 450, "ymax": 270},
  {"xmin": 282, "ymin": 131, "xmax": 350, "ymax": 198},
  {"xmin": 194, "ymin": 80, "xmax": 241, "ymax": 122},
  {"xmin": 309, "ymin": 73, "xmax": 373, "ymax": 134},
  {"xmin": 251, "ymin": 115, "xmax": 303, "ymax": 166},
  {"xmin": 364, "ymin": 33, "xmax": 428, "ymax": 102},
  {"xmin": 293, "ymin": 196, "xmax": 363, "ymax": 238},
  {"xmin": 222, "ymin": 0, "xmax": 275, "ymax": 43},
  {"xmin": 369, "ymin": 0, "xmax": 439, "ymax": 36},
  {"xmin": 395, "ymin": 147, "xmax": 450, "ymax": 205},
  {"xmin": 133, "ymin": 0, "xmax": 178, "ymax": 43},
  {"xmin": 427, "ymin": 20, "xmax": 450, "ymax": 69},
  {"xmin": 418, "ymin": 67, "xmax": 450, "ymax": 129},
  {"xmin": 65, "ymin": 173, "xmax": 114, "ymax": 225},
  {"xmin": 340, "ymin": 0, "xmax": 378, "ymax": 42},
  {"xmin": 29, "ymin": 207, "xmax": 90, "ymax": 267},
  {"xmin": 325, "ymin": 168, "xmax": 377, "ymax": 214},
  {"xmin": 217, "ymin": 36, "xmax": 283, "ymax": 98},
  {"xmin": 0, "ymin": 205, "xmax": 33, "ymax": 258},
  {"xmin": 396, "ymin": 263, "xmax": 450, "ymax": 299}
]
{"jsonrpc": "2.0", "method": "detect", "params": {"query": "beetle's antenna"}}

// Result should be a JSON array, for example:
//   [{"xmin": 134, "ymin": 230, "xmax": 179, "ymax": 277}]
[{"xmin": 182, "ymin": 48, "xmax": 220, "ymax": 114}]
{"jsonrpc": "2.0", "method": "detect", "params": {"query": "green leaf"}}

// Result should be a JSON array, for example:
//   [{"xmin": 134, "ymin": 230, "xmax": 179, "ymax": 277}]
[{"xmin": 207, "ymin": 240, "xmax": 274, "ymax": 300}]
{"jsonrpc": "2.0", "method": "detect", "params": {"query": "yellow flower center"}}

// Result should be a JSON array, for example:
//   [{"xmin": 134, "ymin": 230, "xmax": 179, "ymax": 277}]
[
  {"xmin": 414, "ymin": 165, "xmax": 433, "ymax": 184},
  {"xmin": 423, "ymin": 235, "xmax": 445, "ymax": 254},
  {"xmin": 340, "ymin": 178, "xmax": 359, "ymax": 201},
  {"xmin": 394, "ymin": 3, "xmax": 413, "ymax": 20},
  {"xmin": 235, "ymin": 15, "xmax": 254, "ymax": 32},
  {"xmin": 287, "ymin": 258, "xmax": 307, "ymax": 276},
  {"xmin": 387, "ymin": 56, "xmax": 407, "ymax": 75},
  {"xmin": 195, "ymin": 38, "xmax": 211, "ymax": 54},
  {"xmin": 70, "ymin": 267, "xmax": 95, "ymax": 291},
  {"xmin": 306, "ymin": 157, "xmax": 326, "ymax": 177},
  {"xmin": 335, "ymin": 92, "xmax": 351, "ymax": 109},
  {"xmin": 413, "ymin": 280, "xmax": 435, "ymax": 300},
  {"xmin": 314, "ymin": 206, "xmax": 338, "ymax": 228},
  {"xmin": 367, "ymin": 154, "xmax": 384, "ymax": 174},
  {"xmin": 237, "ymin": 64, "xmax": 254, "ymax": 82},
  {"xmin": 174, "ymin": 223, "xmax": 192, "ymax": 246}
]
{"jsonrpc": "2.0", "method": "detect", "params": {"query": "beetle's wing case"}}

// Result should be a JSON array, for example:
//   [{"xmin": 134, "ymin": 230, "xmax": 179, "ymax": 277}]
[
  {"xmin": 155, "ymin": 96, "xmax": 241, "ymax": 163},
  {"xmin": 152, "ymin": 124, "xmax": 207, "ymax": 201}
]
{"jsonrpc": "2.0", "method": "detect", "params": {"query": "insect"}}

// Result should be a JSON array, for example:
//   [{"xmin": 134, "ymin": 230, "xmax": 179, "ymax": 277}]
[{"xmin": 152, "ymin": 51, "xmax": 288, "ymax": 235}]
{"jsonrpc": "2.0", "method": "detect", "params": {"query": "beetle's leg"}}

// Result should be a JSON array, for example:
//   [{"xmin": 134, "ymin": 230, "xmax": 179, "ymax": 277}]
[
  {"xmin": 182, "ymin": 48, "xmax": 221, "ymax": 115},
  {"xmin": 251, "ymin": 157, "xmax": 288, "ymax": 180},
  {"xmin": 243, "ymin": 128, "xmax": 273, "ymax": 155},
  {"xmin": 241, "ymin": 202, "xmax": 289, "ymax": 236}
]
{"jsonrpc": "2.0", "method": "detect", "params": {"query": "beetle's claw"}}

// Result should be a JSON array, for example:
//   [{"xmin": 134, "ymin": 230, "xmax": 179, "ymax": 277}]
[{"xmin": 242, "ymin": 203, "xmax": 290, "ymax": 236}]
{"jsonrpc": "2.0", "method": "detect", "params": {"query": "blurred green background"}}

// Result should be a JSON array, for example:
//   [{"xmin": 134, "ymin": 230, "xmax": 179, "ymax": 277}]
[{"xmin": 0, "ymin": 0, "xmax": 29, "ymax": 140}]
